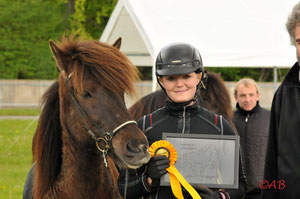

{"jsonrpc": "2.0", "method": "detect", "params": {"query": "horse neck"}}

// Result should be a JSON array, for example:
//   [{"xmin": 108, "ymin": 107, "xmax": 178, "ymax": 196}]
[{"xmin": 57, "ymin": 129, "xmax": 120, "ymax": 199}]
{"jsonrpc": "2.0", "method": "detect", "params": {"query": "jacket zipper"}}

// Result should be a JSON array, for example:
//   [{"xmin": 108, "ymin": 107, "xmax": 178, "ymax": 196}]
[
  {"xmin": 245, "ymin": 113, "xmax": 250, "ymax": 122},
  {"xmin": 182, "ymin": 106, "xmax": 186, "ymax": 134}
]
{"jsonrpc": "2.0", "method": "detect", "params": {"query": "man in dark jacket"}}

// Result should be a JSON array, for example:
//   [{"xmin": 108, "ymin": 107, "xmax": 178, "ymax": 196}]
[
  {"xmin": 233, "ymin": 78, "xmax": 270, "ymax": 199},
  {"xmin": 261, "ymin": 2, "xmax": 300, "ymax": 199}
]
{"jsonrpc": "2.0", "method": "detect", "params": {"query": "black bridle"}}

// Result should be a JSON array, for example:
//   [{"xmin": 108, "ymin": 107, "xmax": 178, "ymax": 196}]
[{"xmin": 65, "ymin": 73, "xmax": 137, "ymax": 164}]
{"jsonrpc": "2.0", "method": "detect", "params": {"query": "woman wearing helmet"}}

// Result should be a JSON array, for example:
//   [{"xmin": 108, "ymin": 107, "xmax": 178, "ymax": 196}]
[{"xmin": 118, "ymin": 43, "xmax": 247, "ymax": 199}]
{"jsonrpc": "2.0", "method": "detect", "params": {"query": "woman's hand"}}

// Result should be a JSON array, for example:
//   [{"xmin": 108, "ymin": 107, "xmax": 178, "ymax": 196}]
[
  {"xmin": 193, "ymin": 184, "xmax": 226, "ymax": 199},
  {"xmin": 145, "ymin": 155, "xmax": 170, "ymax": 186}
]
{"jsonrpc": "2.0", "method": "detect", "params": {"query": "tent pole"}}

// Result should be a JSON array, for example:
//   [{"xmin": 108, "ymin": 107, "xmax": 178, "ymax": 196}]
[{"xmin": 273, "ymin": 66, "xmax": 278, "ymax": 94}]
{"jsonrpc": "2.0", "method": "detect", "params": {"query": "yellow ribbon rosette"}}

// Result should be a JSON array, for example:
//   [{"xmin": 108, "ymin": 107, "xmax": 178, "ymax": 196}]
[{"xmin": 149, "ymin": 140, "xmax": 201, "ymax": 199}]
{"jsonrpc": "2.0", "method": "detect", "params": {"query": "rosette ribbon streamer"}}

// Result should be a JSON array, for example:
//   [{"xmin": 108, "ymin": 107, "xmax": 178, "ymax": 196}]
[{"xmin": 149, "ymin": 140, "xmax": 201, "ymax": 199}]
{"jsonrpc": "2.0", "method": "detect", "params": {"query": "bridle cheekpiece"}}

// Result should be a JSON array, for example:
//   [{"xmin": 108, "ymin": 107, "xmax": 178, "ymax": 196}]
[{"xmin": 65, "ymin": 73, "xmax": 137, "ymax": 167}]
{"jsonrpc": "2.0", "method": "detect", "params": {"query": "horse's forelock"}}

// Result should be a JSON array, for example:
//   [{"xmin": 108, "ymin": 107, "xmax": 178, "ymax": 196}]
[{"xmin": 57, "ymin": 38, "xmax": 139, "ymax": 97}]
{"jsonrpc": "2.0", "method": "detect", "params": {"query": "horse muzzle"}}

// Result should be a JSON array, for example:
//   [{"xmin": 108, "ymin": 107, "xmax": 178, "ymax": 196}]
[{"xmin": 112, "ymin": 130, "xmax": 150, "ymax": 169}]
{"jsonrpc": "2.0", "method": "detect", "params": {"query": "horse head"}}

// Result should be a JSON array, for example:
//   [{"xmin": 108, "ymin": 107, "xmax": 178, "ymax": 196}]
[{"xmin": 49, "ymin": 37, "xmax": 150, "ymax": 169}]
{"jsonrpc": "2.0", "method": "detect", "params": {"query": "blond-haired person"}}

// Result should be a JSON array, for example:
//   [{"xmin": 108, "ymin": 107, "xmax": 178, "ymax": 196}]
[{"xmin": 233, "ymin": 78, "xmax": 270, "ymax": 199}]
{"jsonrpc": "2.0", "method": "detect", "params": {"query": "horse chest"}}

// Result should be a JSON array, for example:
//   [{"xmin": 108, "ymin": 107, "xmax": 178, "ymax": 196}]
[{"xmin": 53, "ymin": 161, "xmax": 120, "ymax": 199}]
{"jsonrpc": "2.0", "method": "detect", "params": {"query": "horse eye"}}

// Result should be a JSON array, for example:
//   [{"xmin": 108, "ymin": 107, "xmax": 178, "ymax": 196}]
[{"xmin": 82, "ymin": 91, "xmax": 92, "ymax": 98}]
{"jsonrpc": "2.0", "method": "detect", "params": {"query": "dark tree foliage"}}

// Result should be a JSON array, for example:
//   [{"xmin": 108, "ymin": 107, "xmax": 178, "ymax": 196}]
[
  {"xmin": 207, "ymin": 67, "xmax": 289, "ymax": 82},
  {"xmin": 137, "ymin": 66, "xmax": 289, "ymax": 82},
  {"xmin": 84, "ymin": 0, "xmax": 117, "ymax": 39},
  {"xmin": 70, "ymin": 0, "xmax": 117, "ymax": 39},
  {"xmin": 0, "ymin": 0, "xmax": 118, "ymax": 79},
  {"xmin": 0, "ymin": 0, "xmax": 71, "ymax": 79}
]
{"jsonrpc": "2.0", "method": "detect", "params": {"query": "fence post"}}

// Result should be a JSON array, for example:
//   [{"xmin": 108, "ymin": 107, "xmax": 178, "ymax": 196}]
[{"xmin": 0, "ymin": 88, "xmax": 2, "ymax": 108}]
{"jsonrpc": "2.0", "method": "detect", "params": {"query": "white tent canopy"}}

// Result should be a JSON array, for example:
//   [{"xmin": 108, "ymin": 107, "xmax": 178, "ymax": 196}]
[{"xmin": 100, "ymin": 0, "xmax": 298, "ymax": 89}]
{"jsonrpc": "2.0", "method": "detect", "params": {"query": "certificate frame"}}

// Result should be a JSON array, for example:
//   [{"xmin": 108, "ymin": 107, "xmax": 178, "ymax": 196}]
[{"xmin": 161, "ymin": 133, "xmax": 240, "ymax": 189}]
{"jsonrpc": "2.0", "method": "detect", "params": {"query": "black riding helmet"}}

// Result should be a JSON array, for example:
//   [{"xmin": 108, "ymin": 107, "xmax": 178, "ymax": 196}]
[
  {"xmin": 156, "ymin": 42, "xmax": 203, "ymax": 76},
  {"xmin": 155, "ymin": 43, "xmax": 205, "ymax": 106}
]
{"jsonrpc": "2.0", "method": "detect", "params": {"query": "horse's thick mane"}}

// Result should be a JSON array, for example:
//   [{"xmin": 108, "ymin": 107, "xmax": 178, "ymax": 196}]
[
  {"xmin": 128, "ymin": 89, "xmax": 167, "ymax": 121},
  {"xmin": 57, "ymin": 37, "xmax": 139, "ymax": 96},
  {"xmin": 33, "ymin": 81, "xmax": 62, "ymax": 197},
  {"xmin": 199, "ymin": 72, "xmax": 233, "ymax": 121}
]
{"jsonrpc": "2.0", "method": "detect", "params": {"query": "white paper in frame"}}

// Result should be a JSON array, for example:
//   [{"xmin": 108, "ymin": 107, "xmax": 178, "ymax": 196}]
[{"xmin": 161, "ymin": 133, "xmax": 240, "ymax": 189}]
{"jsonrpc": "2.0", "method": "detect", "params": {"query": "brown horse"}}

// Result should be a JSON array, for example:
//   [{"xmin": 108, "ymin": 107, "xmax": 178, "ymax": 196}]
[
  {"xmin": 32, "ymin": 37, "xmax": 150, "ymax": 199},
  {"xmin": 129, "ymin": 72, "xmax": 234, "ymax": 125}
]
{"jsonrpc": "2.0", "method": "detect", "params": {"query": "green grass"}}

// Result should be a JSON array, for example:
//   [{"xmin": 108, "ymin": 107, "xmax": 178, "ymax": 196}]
[
  {"xmin": 0, "ymin": 119, "xmax": 37, "ymax": 199},
  {"xmin": 0, "ymin": 108, "xmax": 40, "ymax": 116}
]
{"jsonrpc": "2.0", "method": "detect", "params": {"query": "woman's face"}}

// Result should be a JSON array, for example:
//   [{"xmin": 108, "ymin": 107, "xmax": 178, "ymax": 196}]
[{"xmin": 159, "ymin": 72, "xmax": 202, "ymax": 103}]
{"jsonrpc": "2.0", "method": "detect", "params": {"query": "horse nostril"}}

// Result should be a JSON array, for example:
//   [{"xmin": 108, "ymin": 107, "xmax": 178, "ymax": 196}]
[
  {"xmin": 126, "ymin": 142, "xmax": 139, "ymax": 157},
  {"xmin": 126, "ymin": 140, "xmax": 149, "ymax": 158}
]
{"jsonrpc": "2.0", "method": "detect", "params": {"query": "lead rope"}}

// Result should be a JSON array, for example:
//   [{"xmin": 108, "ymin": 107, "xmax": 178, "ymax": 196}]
[
  {"xmin": 123, "ymin": 169, "xmax": 129, "ymax": 199},
  {"xmin": 104, "ymin": 164, "xmax": 121, "ymax": 199}
]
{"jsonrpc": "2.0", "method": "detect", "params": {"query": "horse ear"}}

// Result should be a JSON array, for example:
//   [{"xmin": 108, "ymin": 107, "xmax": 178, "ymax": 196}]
[
  {"xmin": 49, "ymin": 40, "xmax": 64, "ymax": 71},
  {"xmin": 112, "ymin": 37, "xmax": 122, "ymax": 50}
]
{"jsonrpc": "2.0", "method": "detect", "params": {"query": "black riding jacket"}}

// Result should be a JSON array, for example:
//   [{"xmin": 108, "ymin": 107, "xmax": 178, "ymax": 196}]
[
  {"xmin": 233, "ymin": 103, "xmax": 270, "ymax": 199},
  {"xmin": 261, "ymin": 62, "xmax": 300, "ymax": 199},
  {"xmin": 118, "ymin": 101, "xmax": 247, "ymax": 199}
]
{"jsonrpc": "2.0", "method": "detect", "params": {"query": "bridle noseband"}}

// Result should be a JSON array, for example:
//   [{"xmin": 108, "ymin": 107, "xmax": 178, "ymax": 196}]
[
  {"xmin": 65, "ymin": 73, "xmax": 137, "ymax": 167},
  {"xmin": 82, "ymin": 120, "xmax": 138, "ymax": 154}
]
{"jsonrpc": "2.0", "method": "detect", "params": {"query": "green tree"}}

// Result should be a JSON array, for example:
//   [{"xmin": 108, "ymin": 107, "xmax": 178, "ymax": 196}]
[
  {"xmin": 0, "ymin": 0, "xmax": 118, "ymax": 79},
  {"xmin": 70, "ymin": 0, "xmax": 117, "ymax": 39},
  {"xmin": 206, "ymin": 67, "xmax": 289, "ymax": 82},
  {"xmin": 0, "ymin": 0, "xmax": 71, "ymax": 79}
]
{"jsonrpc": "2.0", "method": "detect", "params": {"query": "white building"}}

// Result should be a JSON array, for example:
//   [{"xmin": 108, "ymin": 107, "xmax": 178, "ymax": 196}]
[{"xmin": 101, "ymin": 0, "xmax": 297, "ymax": 90}]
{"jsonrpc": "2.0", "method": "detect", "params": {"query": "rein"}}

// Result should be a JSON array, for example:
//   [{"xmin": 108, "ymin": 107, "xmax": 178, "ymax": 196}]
[{"xmin": 65, "ymin": 73, "xmax": 136, "ymax": 198}]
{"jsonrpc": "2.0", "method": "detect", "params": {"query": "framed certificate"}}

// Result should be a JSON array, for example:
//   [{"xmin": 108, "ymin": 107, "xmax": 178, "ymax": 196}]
[{"xmin": 161, "ymin": 133, "xmax": 240, "ymax": 189}]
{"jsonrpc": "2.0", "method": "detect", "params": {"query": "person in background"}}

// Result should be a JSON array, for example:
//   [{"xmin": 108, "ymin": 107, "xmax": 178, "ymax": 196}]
[
  {"xmin": 261, "ymin": 2, "xmax": 300, "ymax": 199},
  {"xmin": 233, "ymin": 78, "xmax": 270, "ymax": 199},
  {"xmin": 117, "ymin": 42, "xmax": 247, "ymax": 199}
]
